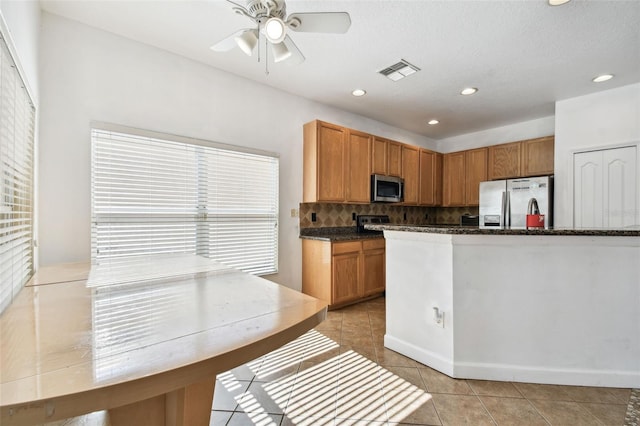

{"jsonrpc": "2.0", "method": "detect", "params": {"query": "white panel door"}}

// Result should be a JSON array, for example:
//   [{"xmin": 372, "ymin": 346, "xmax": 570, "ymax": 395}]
[
  {"xmin": 603, "ymin": 146, "xmax": 637, "ymax": 228},
  {"xmin": 574, "ymin": 146, "xmax": 637, "ymax": 228},
  {"xmin": 574, "ymin": 150, "xmax": 603, "ymax": 228}
]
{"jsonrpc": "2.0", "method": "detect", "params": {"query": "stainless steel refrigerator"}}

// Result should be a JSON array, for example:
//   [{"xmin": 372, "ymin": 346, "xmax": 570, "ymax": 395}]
[{"xmin": 479, "ymin": 176, "xmax": 554, "ymax": 229}]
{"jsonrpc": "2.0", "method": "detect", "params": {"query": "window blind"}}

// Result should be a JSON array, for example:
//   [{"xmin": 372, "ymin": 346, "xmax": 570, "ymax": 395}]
[
  {"xmin": 91, "ymin": 128, "xmax": 279, "ymax": 275},
  {"xmin": 0, "ymin": 33, "xmax": 35, "ymax": 314}
]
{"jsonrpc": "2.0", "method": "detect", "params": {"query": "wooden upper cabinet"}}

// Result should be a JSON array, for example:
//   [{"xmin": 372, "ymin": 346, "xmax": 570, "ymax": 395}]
[
  {"xmin": 443, "ymin": 148, "xmax": 487, "ymax": 207},
  {"xmin": 401, "ymin": 145, "xmax": 420, "ymax": 205},
  {"xmin": 488, "ymin": 136, "xmax": 554, "ymax": 180},
  {"xmin": 442, "ymin": 151, "xmax": 466, "ymax": 207},
  {"xmin": 371, "ymin": 137, "xmax": 403, "ymax": 179},
  {"xmin": 419, "ymin": 149, "xmax": 441, "ymax": 206},
  {"xmin": 345, "ymin": 130, "xmax": 371, "ymax": 203},
  {"xmin": 304, "ymin": 119, "xmax": 552, "ymax": 206},
  {"xmin": 522, "ymin": 136, "xmax": 554, "ymax": 176},
  {"xmin": 434, "ymin": 153, "xmax": 443, "ymax": 206},
  {"xmin": 371, "ymin": 137, "xmax": 388, "ymax": 175},
  {"xmin": 465, "ymin": 148, "xmax": 488, "ymax": 206},
  {"xmin": 488, "ymin": 142, "xmax": 521, "ymax": 180},
  {"xmin": 387, "ymin": 141, "xmax": 403, "ymax": 177},
  {"xmin": 303, "ymin": 120, "xmax": 345, "ymax": 202},
  {"xmin": 303, "ymin": 120, "xmax": 371, "ymax": 204}
]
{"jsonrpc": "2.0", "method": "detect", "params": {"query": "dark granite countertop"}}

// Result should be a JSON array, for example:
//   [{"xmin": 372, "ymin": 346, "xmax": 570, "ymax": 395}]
[
  {"xmin": 299, "ymin": 227, "xmax": 384, "ymax": 241},
  {"xmin": 365, "ymin": 224, "xmax": 640, "ymax": 237}
]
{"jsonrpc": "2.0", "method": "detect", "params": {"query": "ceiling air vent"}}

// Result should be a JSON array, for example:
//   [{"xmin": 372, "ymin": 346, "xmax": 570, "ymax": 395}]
[{"xmin": 378, "ymin": 59, "xmax": 420, "ymax": 81}]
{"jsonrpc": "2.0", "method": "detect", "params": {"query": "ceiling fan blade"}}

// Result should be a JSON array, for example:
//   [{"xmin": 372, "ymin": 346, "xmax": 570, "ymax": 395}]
[
  {"xmin": 210, "ymin": 29, "xmax": 252, "ymax": 52},
  {"xmin": 225, "ymin": 0, "xmax": 257, "ymax": 23},
  {"xmin": 286, "ymin": 12, "xmax": 351, "ymax": 34},
  {"xmin": 282, "ymin": 35, "xmax": 305, "ymax": 65},
  {"xmin": 225, "ymin": 0, "xmax": 247, "ymax": 10}
]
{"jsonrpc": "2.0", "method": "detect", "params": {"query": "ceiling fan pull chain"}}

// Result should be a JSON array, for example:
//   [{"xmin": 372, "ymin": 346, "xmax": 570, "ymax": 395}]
[
  {"xmin": 257, "ymin": 29, "xmax": 261, "ymax": 64},
  {"xmin": 264, "ymin": 35, "xmax": 270, "ymax": 76}
]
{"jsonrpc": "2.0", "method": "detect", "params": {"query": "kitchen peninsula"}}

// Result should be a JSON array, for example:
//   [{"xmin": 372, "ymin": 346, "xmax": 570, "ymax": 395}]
[{"xmin": 366, "ymin": 224, "xmax": 640, "ymax": 388}]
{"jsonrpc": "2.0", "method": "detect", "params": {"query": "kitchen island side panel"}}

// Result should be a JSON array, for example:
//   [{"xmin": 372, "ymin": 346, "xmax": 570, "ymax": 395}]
[
  {"xmin": 383, "ymin": 229, "xmax": 640, "ymax": 388},
  {"xmin": 451, "ymin": 234, "xmax": 640, "ymax": 387},
  {"xmin": 384, "ymin": 231, "xmax": 455, "ymax": 376}
]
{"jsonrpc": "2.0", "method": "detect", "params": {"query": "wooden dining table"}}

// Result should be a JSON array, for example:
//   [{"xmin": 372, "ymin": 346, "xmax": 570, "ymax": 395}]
[{"xmin": 0, "ymin": 255, "xmax": 327, "ymax": 425}]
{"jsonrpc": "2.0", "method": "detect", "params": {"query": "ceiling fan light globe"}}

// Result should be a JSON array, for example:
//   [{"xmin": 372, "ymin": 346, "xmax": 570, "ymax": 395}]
[
  {"xmin": 271, "ymin": 41, "xmax": 292, "ymax": 63},
  {"xmin": 265, "ymin": 17, "xmax": 286, "ymax": 43},
  {"xmin": 235, "ymin": 30, "xmax": 258, "ymax": 56}
]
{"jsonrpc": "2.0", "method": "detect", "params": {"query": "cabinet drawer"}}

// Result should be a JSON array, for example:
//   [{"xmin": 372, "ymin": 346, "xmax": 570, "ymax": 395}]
[
  {"xmin": 362, "ymin": 238, "xmax": 385, "ymax": 251},
  {"xmin": 332, "ymin": 241, "xmax": 362, "ymax": 255}
]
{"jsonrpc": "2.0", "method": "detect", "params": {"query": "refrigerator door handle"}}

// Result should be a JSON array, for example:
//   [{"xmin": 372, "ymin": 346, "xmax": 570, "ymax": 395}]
[
  {"xmin": 502, "ymin": 191, "xmax": 510, "ymax": 228},
  {"xmin": 500, "ymin": 191, "xmax": 505, "ymax": 228}
]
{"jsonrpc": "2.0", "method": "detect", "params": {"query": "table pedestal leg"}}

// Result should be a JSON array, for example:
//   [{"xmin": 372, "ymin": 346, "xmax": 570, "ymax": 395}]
[{"xmin": 108, "ymin": 377, "xmax": 216, "ymax": 426}]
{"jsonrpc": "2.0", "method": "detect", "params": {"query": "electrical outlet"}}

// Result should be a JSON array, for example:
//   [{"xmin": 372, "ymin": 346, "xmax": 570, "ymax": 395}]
[
  {"xmin": 403, "ymin": 212, "xmax": 407, "ymax": 220},
  {"xmin": 311, "ymin": 212, "xmax": 317, "ymax": 222},
  {"xmin": 437, "ymin": 312, "xmax": 445, "ymax": 328},
  {"xmin": 433, "ymin": 307, "xmax": 445, "ymax": 328},
  {"xmin": 352, "ymin": 212, "xmax": 356, "ymax": 221},
  {"xmin": 290, "ymin": 208, "xmax": 299, "ymax": 218}
]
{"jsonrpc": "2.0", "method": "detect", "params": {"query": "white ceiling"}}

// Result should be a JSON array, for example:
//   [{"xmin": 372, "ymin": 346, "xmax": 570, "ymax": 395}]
[{"xmin": 39, "ymin": 0, "xmax": 640, "ymax": 140}]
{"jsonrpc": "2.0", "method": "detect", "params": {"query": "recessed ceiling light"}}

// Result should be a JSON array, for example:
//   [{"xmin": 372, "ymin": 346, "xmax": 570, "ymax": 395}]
[
  {"xmin": 460, "ymin": 87, "xmax": 478, "ymax": 95},
  {"xmin": 352, "ymin": 89, "xmax": 366, "ymax": 97},
  {"xmin": 428, "ymin": 119, "xmax": 439, "ymax": 125},
  {"xmin": 548, "ymin": 0, "xmax": 571, "ymax": 6},
  {"xmin": 592, "ymin": 74, "xmax": 614, "ymax": 83}
]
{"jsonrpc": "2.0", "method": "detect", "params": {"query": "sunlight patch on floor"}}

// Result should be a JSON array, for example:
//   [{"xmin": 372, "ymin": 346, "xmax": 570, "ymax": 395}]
[{"xmin": 217, "ymin": 329, "xmax": 435, "ymax": 424}]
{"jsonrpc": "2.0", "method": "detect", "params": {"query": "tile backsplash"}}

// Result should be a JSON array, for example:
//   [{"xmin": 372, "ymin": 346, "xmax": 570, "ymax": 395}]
[
  {"xmin": 299, "ymin": 203, "xmax": 479, "ymax": 229},
  {"xmin": 435, "ymin": 206, "xmax": 479, "ymax": 225}
]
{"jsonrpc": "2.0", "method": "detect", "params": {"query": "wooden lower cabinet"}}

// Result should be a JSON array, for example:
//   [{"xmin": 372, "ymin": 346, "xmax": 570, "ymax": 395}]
[
  {"xmin": 361, "ymin": 239, "xmax": 385, "ymax": 296},
  {"xmin": 331, "ymin": 241, "xmax": 362, "ymax": 305},
  {"xmin": 302, "ymin": 238, "xmax": 385, "ymax": 309}
]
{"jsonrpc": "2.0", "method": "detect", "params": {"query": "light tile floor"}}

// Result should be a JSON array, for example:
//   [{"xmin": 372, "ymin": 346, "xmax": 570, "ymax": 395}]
[{"xmin": 211, "ymin": 296, "xmax": 635, "ymax": 426}]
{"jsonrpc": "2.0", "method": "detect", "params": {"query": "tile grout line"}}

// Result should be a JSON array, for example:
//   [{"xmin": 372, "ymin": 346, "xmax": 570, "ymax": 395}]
[{"xmin": 473, "ymin": 392, "xmax": 501, "ymax": 426}]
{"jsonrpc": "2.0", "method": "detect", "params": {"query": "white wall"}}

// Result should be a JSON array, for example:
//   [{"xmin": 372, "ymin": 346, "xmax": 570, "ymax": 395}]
[
  {"xmin": 436, "ymin": 116, "xmax": 555, "ymax": 153},
  {"xmin": 38, "ymin": 12, "xmax": 435, "ymax": 290},
  {"xmin": 554, "ymin": 83, "xmax": 640, "ymax": 227}
]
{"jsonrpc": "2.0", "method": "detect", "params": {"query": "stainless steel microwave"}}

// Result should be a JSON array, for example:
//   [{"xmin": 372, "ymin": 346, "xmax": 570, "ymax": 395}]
[{"xmin": 371, "ymin": 174, "xmax": 404, "ymax": 203}]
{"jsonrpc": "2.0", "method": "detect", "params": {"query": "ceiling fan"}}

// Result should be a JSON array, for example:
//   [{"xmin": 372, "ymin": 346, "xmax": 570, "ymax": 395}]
[{"xmin": 211, "ymin": 0, "xmax": 351, "ymax": 67}]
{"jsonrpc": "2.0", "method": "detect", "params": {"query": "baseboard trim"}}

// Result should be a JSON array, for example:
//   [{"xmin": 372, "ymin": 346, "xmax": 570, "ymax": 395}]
[
  {"xmin": 384, "ymin": 334, "xmax": 639, "ymax": 388},
  {"xmin": 384, "ymin": 335, "xmax": 454, "ymax": 377}
]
